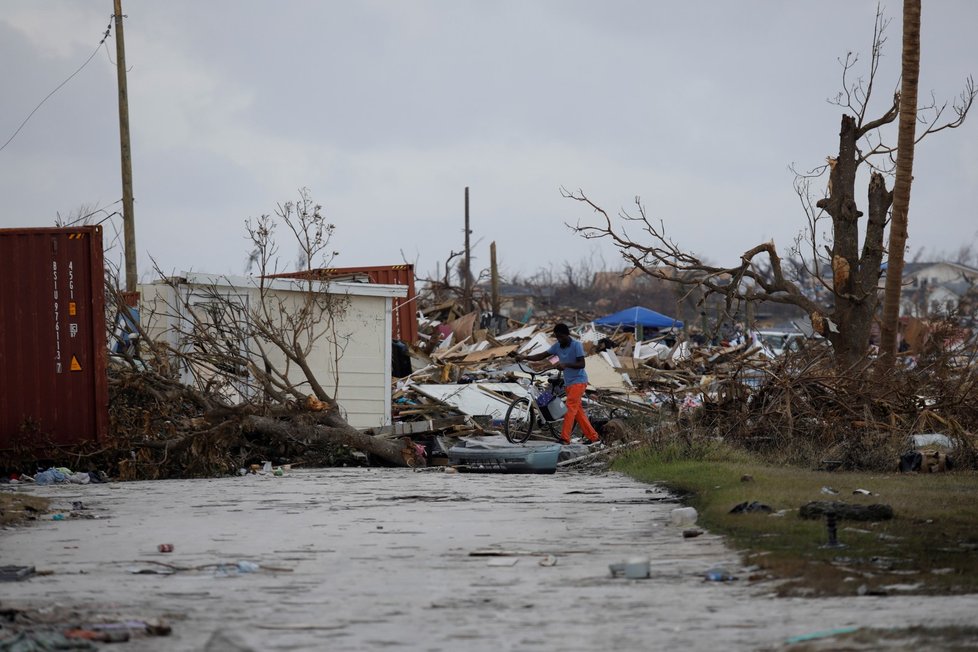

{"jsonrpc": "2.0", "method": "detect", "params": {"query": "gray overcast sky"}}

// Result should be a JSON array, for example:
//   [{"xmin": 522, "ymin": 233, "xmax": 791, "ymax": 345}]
[{"xmin": 2, "ymin": 1, "xmax": 976, "ymax": 284}]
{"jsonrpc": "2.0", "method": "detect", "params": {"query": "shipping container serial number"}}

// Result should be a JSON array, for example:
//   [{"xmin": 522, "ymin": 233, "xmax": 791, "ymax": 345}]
[{"xmin": 52, "ymin": 259, "xmax": 82, "ymax": 374}]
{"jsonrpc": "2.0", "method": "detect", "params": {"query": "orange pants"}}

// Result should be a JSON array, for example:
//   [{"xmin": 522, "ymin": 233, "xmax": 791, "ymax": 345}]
[{"xmin": 561, "ymin": 383, "xmax": 599, "ymax": 443}]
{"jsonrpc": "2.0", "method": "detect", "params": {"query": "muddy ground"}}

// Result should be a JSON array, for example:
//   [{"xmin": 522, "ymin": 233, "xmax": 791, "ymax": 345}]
[{"xmin": 2, "ymin": 469, "xmax": 978, "ymax": 651}]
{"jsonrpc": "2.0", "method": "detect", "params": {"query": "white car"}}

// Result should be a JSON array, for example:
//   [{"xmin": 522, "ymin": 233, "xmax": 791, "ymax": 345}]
[{"xmin": 755, "ymin": 330, "xmax": 805, "ymax": 356}]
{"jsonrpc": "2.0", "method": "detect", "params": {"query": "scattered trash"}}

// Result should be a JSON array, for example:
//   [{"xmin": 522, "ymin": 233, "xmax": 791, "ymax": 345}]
[
  {"xmin": 0, "ymin": 565, "xmax": 36, "ymax": 582},
  {"xmin": 740, "ymin": 474, "xmax": 754, "ymax": 482},
  {"xmin": 729, "ymin": 501, "xmax": 773, "ymax": 514},
  {"xmin": 682, "ymin": 528, "xmax": 703, "ymax": 538},
  {"xmin": 609, "ymin": 557, "xmax": 651, "ymax": 579},
  {"xmin": 214, "ymin": 561, "xmax": 262, "ymax": 577},
  {"xmin": 469, "ymin": 548, "xmax": 535, "ymax": 557},
  {"xmin": 158, "ymin": 543, "xmax": 174, "ymax": 553},
  {"xmin": 704, "ymin": 567, "xmax": 736, "ymax": 582},
  {"xmin": 785, "ymin": 627, "xmax": 860, "ymax": 644},
  {"xmin": 670, "ymin": 506, "xmax": 698, "ymax": 526},
  {"xmin": 80, "ymin": 620, "xmax": 172, "ymax": 637},
  {"xmin": 0, "ymin": 631, "xmax": 98, "ymax": 650},
  {"xmin": 22, "ymin": 468, "xmax": 105, "ymax": 486},
  {"xmin": 129, "ymin": 566, "xmax": 176, "ymax": 575},
  {"xmin": 126, "ymin": 559, "xmax": 291, "ymax": 576},
  {"xmin": 487, "ymin": 557, "xmax": 519, "ymax": 567},
  {"xmin": 34, "ymin": 468, "xmax": 69, "ymax": 485},
  {"xmin": 623, "ymin": 557, "xmax": 651, "ymax": 579},
  {"xmin": 65, "ymin": 628, "xmax": 130, "ymax": 643},
  {"xmin": 852, "ymin": 488, "xmax": 876, "ymax": 496},
  {"xmin": 51, "ymin": 513, "xmax": 67, "ymax": 521},
  {"xmin": 897, "ymin": 448, "xmax": 953, "ymax": 473},
  {"xmin": 820, "ymin": 486, "xmax": 840, "ymax": 495},
  {"xmin": 538, "ymin": 555, "xmax": 558, "ymax": 567},
  {"xmin": 910, "ymin": 433, "xmax": 955, "ymax": 449}
]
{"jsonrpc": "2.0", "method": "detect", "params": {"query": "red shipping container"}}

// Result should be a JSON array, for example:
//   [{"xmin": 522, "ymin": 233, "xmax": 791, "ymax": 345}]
[
  {"xmin": 0, "ymin": 226, "xmax": 109, "ymax": 450},
  {"xmin": 267, "ymin": 264, "xmax": 418, "ymax": 344}
]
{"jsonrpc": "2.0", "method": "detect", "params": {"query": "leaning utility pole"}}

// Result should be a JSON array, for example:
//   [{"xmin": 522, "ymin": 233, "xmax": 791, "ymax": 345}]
[
  {"xmin": 463, "ymin": 187, "xmax": 472, "ymax": 312},
  {"xmin": 113, "ymin": 0, "xmax": 137, "ymax": 292},
  {"xmin": 490, "ymin": 241, "xmax": 500, "ymax": 316}
]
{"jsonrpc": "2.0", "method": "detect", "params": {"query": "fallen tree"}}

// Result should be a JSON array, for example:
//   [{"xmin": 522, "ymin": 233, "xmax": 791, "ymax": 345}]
[
  {"xmin": 103, "ymin": 363, "xmax": 405, "ymax": 479},
  {"xmin": 100, "ymin": 190, "xmax": 410, "ymax": 478}
]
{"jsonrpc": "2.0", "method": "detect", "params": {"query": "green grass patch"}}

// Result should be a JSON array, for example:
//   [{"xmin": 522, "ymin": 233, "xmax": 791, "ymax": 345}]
[{"xmin": 615, "ymin": 444, "xmax": 978, "ymax": 596}]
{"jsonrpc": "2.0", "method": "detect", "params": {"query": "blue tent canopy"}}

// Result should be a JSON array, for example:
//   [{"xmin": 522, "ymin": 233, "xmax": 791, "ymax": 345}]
[{"xmin": 594, "ymin": 306, "xmax": 683, "ymax": 330}]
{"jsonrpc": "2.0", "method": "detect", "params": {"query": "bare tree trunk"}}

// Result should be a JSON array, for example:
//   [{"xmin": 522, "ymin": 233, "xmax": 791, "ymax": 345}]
[
  {"xmin": 241, "ymin": 414, "xmax": 406, "ymax": 467},
  {"xmin": 879, "ymin": 0, "xmax": 922, "ymax": 369},
  {"xmin": 818, "ymin": 116, "xmax": 884, "ymax": 368}
]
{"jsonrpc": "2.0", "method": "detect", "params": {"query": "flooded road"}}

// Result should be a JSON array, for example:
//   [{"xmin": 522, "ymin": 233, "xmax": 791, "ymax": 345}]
[{"xmin": 3, "ymin": 468, "xmax": 978, "ymax": 650}]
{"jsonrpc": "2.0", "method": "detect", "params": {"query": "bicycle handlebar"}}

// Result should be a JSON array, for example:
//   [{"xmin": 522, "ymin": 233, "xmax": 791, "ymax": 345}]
[{"xmin": 514, "ymin": 360, "xmax": 563, "ymax": 384}]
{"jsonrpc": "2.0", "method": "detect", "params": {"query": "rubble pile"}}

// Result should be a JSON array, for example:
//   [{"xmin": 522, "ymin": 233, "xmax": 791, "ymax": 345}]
[
  {"xmin": 730, "ymin": 344, "xmax": 978, "ymax": 470},
  {"xmin": 399, "ymin": 304, "xmax": 978, "ymax": 472}
]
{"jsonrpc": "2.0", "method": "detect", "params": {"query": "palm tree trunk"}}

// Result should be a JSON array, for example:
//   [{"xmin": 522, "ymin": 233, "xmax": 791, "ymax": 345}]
[{"xmin": 878, "ymin": 0, "xmax": 921, "ymax": 369}]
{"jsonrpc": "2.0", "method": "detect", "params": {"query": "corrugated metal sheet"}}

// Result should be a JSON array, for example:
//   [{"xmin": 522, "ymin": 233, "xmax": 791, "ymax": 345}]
[
  {"xmin": 268, "ymin": 265, "xmax": 418, "ymax": 344},
  {"xmin": 0, "ymin": 226, "xmax": 108, "ymax": 449}
]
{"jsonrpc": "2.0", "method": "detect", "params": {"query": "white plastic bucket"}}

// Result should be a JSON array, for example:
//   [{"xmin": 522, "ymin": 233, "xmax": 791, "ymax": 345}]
[{"xmin": 546, "ymin": 397, "xmax": 567, "ymax": 420}]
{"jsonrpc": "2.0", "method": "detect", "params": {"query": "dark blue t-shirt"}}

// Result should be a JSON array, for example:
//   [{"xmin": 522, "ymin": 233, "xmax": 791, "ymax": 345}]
[{"xmin": 548, "ymin": 339, "xmax": 588, "ymax": 386}]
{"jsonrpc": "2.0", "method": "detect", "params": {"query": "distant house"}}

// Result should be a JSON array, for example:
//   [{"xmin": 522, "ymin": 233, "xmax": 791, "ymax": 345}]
[
  {"xmin": 897, "ymin": 261, "xmax": 978, "ymax": 317},
  {"xmin": 492, "ymin": 283, "xmax": 553, "ymax": 320}
]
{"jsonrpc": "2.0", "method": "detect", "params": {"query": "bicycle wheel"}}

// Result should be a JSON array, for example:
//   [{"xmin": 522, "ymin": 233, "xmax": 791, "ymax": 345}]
[{"xmin": 504, "ymin": 397, "xmax": 535, "ymax": 444}]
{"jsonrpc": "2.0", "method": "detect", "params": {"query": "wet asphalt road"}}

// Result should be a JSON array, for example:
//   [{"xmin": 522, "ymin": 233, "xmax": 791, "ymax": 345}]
[{"xmin": 3, "ymin": 468, "xmax": 978, "ymax": 651}]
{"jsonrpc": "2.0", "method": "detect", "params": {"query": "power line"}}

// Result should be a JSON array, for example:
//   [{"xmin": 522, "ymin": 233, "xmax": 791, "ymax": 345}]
[
  {"xmin": 0, "ymin": 17, "xmax": 114, "ymax": 154},
  {"xmin": 57, "ymin": 199, "xmax": 124, "ymax": 227}
]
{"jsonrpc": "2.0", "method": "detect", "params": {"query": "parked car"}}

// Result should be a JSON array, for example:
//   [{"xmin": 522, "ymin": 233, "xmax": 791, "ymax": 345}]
[{"xmin": 754, "ymin": 330, "xmax": 805, "ymax": 356}]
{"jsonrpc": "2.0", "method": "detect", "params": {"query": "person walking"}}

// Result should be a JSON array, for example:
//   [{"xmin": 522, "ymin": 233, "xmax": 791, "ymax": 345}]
[{"xmin": 518, "ymin": 323, "xmax": 600, "ymax": 445}]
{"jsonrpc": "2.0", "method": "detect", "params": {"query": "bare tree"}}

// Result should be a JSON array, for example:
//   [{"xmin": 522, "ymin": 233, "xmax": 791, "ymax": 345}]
[{"xmin": 566, "ymin": 7, "xmax": 974, "ymax": 369}]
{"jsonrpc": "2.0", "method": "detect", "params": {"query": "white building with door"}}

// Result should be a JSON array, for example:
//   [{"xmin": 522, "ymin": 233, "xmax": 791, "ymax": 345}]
[{"xmin": 138, "ymin": 273, "xmax": 407, "ymax": 428}]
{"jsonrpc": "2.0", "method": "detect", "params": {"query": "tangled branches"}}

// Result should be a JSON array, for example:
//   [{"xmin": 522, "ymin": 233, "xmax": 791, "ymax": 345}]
[{"xmin": 692, "ymin": 343, "xmax": 978, "ymax": 471}]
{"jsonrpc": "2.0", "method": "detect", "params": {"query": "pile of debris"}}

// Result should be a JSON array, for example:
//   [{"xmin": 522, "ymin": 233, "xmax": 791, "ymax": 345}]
[
  {"xmin": 398, "ymin": 305, "xmax": 978, "ymax": 472},
  {"xmin": 396, "ymin": 306, "xmax": 776, "ymax": 429}
]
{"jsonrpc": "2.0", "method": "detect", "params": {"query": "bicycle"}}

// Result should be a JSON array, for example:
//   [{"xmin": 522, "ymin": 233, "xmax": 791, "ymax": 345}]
[
  {"xmin": 503, "ymin": 361, "xmax": 631, "ymax": 444},
  {"xmin": 503, "ymin": 362, "xmax": 566, "ymax": 444}
]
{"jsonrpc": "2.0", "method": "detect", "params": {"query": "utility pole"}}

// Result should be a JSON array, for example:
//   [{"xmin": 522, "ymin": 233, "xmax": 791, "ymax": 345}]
[
  {"xmin": 463, "ymin": 187, "xmax": 472, "ymax": 312},
  {"xmin": 490, "ymin": 241, "xmax": 500, "ymax": 316},
  {"xmin": 114, "ymin": 0, "xmax": 137, "ymax": 292}
]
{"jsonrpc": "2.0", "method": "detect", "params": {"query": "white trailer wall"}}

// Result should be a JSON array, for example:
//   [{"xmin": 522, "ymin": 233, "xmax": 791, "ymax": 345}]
[{"xmin": 138, "ymin": 274, "xmax": 406, "ymax": 429}]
